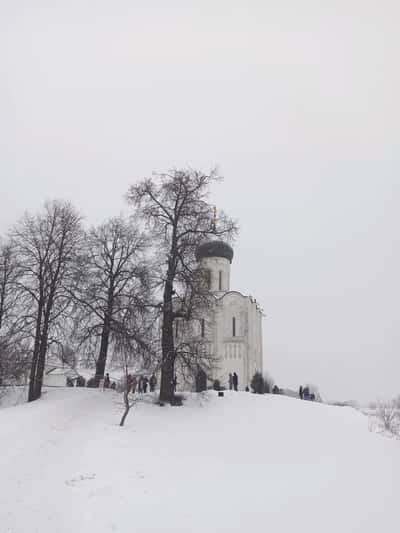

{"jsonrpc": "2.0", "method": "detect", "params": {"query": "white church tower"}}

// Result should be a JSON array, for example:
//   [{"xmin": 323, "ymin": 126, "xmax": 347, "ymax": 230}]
[{"xmin": 195, "ymin": 241, "xmax": 264, "ymax": 390}]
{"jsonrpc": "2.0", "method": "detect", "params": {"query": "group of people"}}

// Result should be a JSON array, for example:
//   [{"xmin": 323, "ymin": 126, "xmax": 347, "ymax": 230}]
[
  {"xmin": 66, "ymin": 373, "xmax": 117, "ymax": 389},
  {"xmin": 69, "ymin": 372, "xmax": 316, "ymax": 401},
  {"xmin": 126, "ymin": 374, "xmax": 157, "ymax": 394},
  {"xmin": 99, "ymin": 373, "xmax": 117, "ymax": 390},
  {"xmin": 299, "ymin": 385, "xmax": 315, "ymax": 401},
  {"xmin": 228, "ymin": 372, "xmax": 239, "ymax": 391}
]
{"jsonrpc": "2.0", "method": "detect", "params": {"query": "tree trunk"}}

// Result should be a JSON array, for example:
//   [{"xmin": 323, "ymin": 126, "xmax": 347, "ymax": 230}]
[
  {"xmin": 28, "ymin": 302, "xmax": 43, "ymax": 402},
  {"xmin": 34, "ymin": 327, "xmax": 49, "ymax": 400},
  {"xmin": 159, "ymin": 277, "xmax": 175, "ymax": 403},
  {"xmin": 159, "ymin": 324, "xmax": 175, "ymax": 402},
  {"xmin": 95, "ymin": 318, "xmax": 111, "ymax": 385},
  {"xmin": 28, "ymin": 349, "xmax": 39, "ymax": 402},
  {"xmin": 119, "ymin": 390, "xmax": 131, "ymax": 427},
  {"xmin": 32, "ymin": 294, "xmax": 54, "ymax": 401},
  {"xmin": 0, "ymin": 281, "xmax": 5, "ymax": 331}
]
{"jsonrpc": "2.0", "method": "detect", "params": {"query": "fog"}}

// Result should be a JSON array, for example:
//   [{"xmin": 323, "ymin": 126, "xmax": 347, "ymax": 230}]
[{"xmin": 1, "ymin": 0, "xmax": 399, "ymax": 402}]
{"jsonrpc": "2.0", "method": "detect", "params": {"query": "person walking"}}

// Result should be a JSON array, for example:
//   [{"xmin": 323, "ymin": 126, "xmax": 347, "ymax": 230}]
[
  {"xmin": 126, "ymin": 374, "xmax": 132, "ymax": 393},
  {"xmin": 299, "ymin": 385, "xmax": 303, "ymax": 400},
  {"xmin": 138, "ymin": 376, "xmax": 143, "ymax": 394},
  {"xmin": 232, "ymin": 372, "xmax": 238, "ymax": 391},
  {"xmin": 131, "ymin": 375, "xmax": 137, "ymax": 394},
  {"xmin": 143, "ymin": 376, "xmax": 149, "ymax": 394},
  {"xmin": 172, "ymin": 375, "xmax": 178, "ymax": 392},
  {"xmin": 228, "ymin": 373, "xmax": 233, "ymax": 391},
  {"xmin": 104, "ymin": 373, "xmax": 110, "ymax": 389},
  {"xmin": 149, "ymin": 374, "xmax": 157, "ymax": 393}
]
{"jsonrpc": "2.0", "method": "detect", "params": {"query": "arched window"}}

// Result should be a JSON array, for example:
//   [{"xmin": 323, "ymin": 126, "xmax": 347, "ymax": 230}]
[{"xmin": 232, "ymin": 317, "xmax": 236, "ymax": 337}]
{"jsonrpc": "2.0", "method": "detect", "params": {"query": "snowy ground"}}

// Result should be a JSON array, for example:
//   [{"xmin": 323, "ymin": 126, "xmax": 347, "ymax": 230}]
[{"xmin": 0, "ymin": 388, "xmax": 399, "ymax": 533}]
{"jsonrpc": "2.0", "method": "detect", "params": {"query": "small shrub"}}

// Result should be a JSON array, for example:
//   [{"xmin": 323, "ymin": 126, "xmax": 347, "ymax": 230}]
[
  {"xmin": 195, "ymin": 368, "xmax": 207, "ymax": 392},
  {"xmin": 251, "ymin": 372, "xmax": 265, "ymax": 394},
  {"xmin": 86, "ymin": 377, "xmax": 97, "ymax": 388},
  {"xmin": 373, "ymin": 400, "xmax": 400, "ymax": 436},
  {"xmin": 213, "ymin": 379, "xmax": 221, "ymax": 391},
  {"xmin": 171, "ymin": 394, "xmax": 184, "ymax": 406},
  {"xmin": 76, "ymin": 375, "xmax": 86, "ymax": 387}
]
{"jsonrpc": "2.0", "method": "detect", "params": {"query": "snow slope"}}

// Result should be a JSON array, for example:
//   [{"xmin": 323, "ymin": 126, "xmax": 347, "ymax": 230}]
[{"xmin": 0, "ymin": 388, "xmax": 399, "ymax": 533}]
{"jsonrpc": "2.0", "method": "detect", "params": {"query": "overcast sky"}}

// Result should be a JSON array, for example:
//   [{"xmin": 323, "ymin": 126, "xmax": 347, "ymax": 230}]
[{"xmin": 1, "ymin": 1, "xmax": 399, "ymax": 403}]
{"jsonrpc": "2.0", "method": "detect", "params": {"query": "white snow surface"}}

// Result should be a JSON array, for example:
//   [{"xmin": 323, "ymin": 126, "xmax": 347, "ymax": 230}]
[{"xmin": 0, "ymin": 388, "xmax": 399, "ymax": 533}]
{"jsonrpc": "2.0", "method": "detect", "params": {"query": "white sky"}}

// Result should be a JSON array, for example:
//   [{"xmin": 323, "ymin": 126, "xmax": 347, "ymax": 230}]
[{"xmin": 1, "ymin": 0, "xmax": 399, "ymax": 402}]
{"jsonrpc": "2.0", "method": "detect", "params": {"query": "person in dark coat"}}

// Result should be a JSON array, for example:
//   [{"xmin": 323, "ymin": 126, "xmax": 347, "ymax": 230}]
[
  {"xmin": 104, "ymin": 373, "xmax": 110, "ymax": 389},
  {"xmin": 228, "ymin": 373, "xmax": 233, "ymax": 391},
  {"xmin": 299, "ymin": 385, "xmax": 303, "ymax": 399},
  {"xmin": 232, "ymin": 372, "xmax": 238, "ymax": 391},
  {"xmin": 143, "ymin": 376, "xmax": 149, "ymax": 393},
  {"xmin": 149, "ymin": 374, "xmax": 157, "ymax": 392},
  {"xmin": 126, "ymin": 374, "xmax": 133, "ymax": 393},
  {"xmin": 138, "ymin": 376, "xmax": 143, "ymax": 394},
  {"xmin": 172, "ymin": 375, "xmax": 178, "ymax": 392},
  {"xmin": 76, "ymin": 375, "xmax": 86, "ymax": 387},
  {"xmin": 131, "ymin": 375, "xmax": 137, "ymax": 394}
]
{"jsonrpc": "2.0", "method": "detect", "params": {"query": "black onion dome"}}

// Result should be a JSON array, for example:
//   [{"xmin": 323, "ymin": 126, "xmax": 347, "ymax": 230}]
[{"xmin": 196, "ymin": 241, "xmax": 234, "ymax": 263}]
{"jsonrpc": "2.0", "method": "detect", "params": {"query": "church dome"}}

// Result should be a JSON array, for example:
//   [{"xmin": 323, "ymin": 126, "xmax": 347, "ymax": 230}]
[{"xmin": 196, "ymin": 241, "xmax": 234, "ymax": 263}]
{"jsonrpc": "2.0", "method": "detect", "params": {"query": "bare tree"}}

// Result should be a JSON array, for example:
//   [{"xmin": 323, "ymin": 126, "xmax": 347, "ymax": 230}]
[
  {"xmin": 0, "ymin": 333, "xmax": 30, "ymax": 390},
  {"xmin": 0, "ymin": 240, "xmax": 30, "ymax": 387},
  {"xmin": 11, "ymin": 200, "xmax": 82, "ymax": 402},
  {"xmin": 113, "ymin": 305, "xmax": 158, "ymax": 426},
  {"xmin": 373, "ymin": 400, "xmax": 400, "ymax": 436},
  {"xmin": 0, "ymin": 242, "xmax": 22, "ymax": 378},
  {"xmin": 127, "ymin": 169, "xmax": 238, "ymax": 403},
  {"xmin": 72, "ymin": 216, "xmax": 150, "ymax": 384},
  {"xmin": 0, "ymin": 240, "xmax": 19, "ymax": 332},
  {"xmin": 119, "ymin": 355, "xmax": 138, "ymax": 427}
]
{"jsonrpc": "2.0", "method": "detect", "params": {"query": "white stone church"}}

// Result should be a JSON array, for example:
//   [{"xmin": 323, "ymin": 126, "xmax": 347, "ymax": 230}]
[{"xmin": 191, "ymin": 240, "xmax": 264, "ymax": 390}]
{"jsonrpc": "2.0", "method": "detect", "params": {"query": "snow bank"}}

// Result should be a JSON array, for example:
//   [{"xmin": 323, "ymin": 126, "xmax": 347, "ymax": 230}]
[
  {"xmin": 0, "ymin": 388, "xmax": 398, "ymax": 533},
  {"xmin": 0, "ymin": 385, "xmax": 28, "ymax": 408}
]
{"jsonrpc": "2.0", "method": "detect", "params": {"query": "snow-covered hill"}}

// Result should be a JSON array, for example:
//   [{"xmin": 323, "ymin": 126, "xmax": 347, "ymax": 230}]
[{"xmin": 0, "ymin": 388, "xmax": 399, "ymax": 533}]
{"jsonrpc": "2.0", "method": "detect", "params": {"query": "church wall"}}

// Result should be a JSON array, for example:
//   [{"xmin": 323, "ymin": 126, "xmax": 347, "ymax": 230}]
[
  {"xmin": 213, "ymin": 291, "xmax": 262, "ymax": 390},
  {"xmin": 175, "ymin": 291, "xmax": 264, "ymax": 392},
  {"xmin": 218, "ymin": 341, "xmax": 245, "ymax": 389}
]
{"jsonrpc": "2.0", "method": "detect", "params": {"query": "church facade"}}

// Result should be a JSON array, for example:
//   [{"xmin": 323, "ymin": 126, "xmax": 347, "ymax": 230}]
[{"xmin": 193, "ymin": 241, "xmax": 264, "ymax": 391}]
